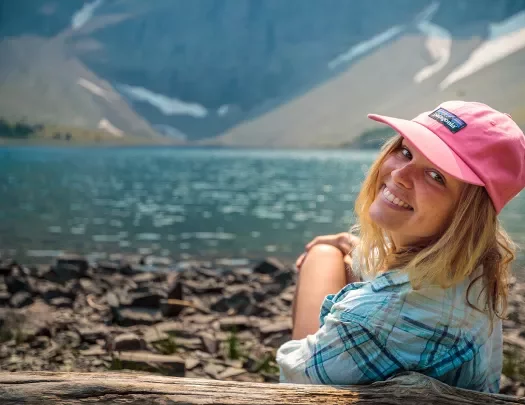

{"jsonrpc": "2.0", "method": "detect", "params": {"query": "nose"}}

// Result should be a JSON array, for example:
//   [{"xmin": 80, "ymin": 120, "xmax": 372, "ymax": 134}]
[{"xmin": 391, "ymin": 161, "xmax": 414, "ymax": 189}]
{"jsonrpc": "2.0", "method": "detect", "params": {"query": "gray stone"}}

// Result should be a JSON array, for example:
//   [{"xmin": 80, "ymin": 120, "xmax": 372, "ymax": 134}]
[
  {"xmin": 108, "ymin": 332, "xmax": 147, "ymax": 352},
  {"xmin": 185, "ymin": 357, "xmax": 200, "ymax": 370},
  {"xmin": 79, "ymin": 278, "xmax": 103, "ymax": 295},
  {"xmin": 116, "ymin": 307, "xmax": 163, "ymax": 326},
  {"xmin": 203, "ymin": 363, "xmax": 225, "ymax": 379},
  {"xmin": 49, "ymin": 297, "xmax": 73, "ymax": 308},
  {"xmin": 76, "ymin": 325, "xmax": 110, "ymax": 344},
  {"xmin": 253, "ymin": 257, "xmax": 287, "ymax": 275},
  {"xmin": 116, "ymin": 351, "xmax": 185, "ymax": 376},
  {"xmin": 10, "ymin": 291, "xmax": 33, "ymax": 308},
  {"xmin": 218, "ymin": 366, "xmax": 247, "ymax": 379},
  {"xmin": 130, "ymin": 292, "xmax": 165, "ymax": 308},
  {"xmin": 199, "ymin": 332, "xmax": 218, "ymax": 354},
  {"xmin": 34, "ymin": 281, "xmax": 74, "ymax": 302},
  {"xmin": 0, "ymin": 291, "xmax": 10, "ymax": 305},
  {"xmin": 259, "ymin": 320, "xmax": 292, "ymax": 335},
  {"xmin": 219, "ymin": 316, "xmax": 252, "ymax": 331}
]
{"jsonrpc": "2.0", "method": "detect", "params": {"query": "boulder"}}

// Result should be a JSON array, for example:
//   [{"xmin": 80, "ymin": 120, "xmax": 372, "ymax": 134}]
[
  {"xmin": 5, "ymin": 274, "xmax": 30, "ymax": 295},
  {"xmin": 129, "ymin": 292, "xmax": 165, "ymax": 308},
  {"xmin": 76, "ymin": 325, "xmax": 110, "ymax": 344},
  {"xmin": 115, "ymin": 307, "xmax": 163, "ymax": 327},
  {"xmin": 33, "ymin": 281, "xmax": 74, "ymax": 302},
  {"xmin": 10, "ymin": 291, "xmax": 33, "ymax": 308},
  {"xmin": 49, "ymin": 297, "xmax": 74, "ymax": 308},
  {"xmin": 107, "ymin": 333, "xmax": 147, "ymax": 352},
  {"xmin": 115, "ymin": 351, "xmax": 185, "ymax": 376},
  {"xmin": 219, "ymin": 316, "xmax": 252, "ymax": 331},
  {"xmin": 253, "ymin": 258, "xmax": 287, "ymax": 275},
  {"xmin": 79, "ymin": 278, "xmax": 103, "ymax": 296},
  {"xmin": 199, "ymin": 332, "xmax": 218, "ymax": 354},
  {"xmin": 0, "ymin": 259, "xmax": 17, "ymax": 276}
]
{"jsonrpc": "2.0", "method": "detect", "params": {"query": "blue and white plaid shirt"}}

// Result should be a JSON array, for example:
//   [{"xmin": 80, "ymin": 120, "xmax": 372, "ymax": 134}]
[{"xmin": 276, "ymin": 268, "xmax": 502, "ymax": 393}]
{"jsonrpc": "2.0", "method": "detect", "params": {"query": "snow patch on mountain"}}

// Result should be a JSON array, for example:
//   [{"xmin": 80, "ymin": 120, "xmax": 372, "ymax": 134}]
[
  {"xmin": 118, "ymin": 84, "xmax": 208, "ymax": 118},
  {"xmin": 413, "ymin": 2, "xmax": 452, "ymax": 83},
  {"xmin": 440, "ymin": 10, "xmax": 525, "ymax": 89},
  {"xmin": 71, "ymin": 0, "xmax": 104, "ymax": 30},
  {"xmin": 98, "ymin": 118, "xmax": 123, "ymax": 137},
  {"xmin": 77, "ymin": 78, "xmax": 117, "ymax": 102},
  {"xmin": 328, "ymin": 25, "xmax": 403, "ymax": 70}
]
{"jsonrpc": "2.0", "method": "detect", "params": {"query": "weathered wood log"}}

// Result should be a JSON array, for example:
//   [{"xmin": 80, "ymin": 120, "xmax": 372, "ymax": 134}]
[{"xmin": 0, "ymin": 371, "xmax": 523, "ymax": 404}]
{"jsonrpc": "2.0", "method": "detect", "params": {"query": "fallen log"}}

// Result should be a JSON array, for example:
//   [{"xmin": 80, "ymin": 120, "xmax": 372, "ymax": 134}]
[{"xmin": 0, "ymin": 371, "xmax": 523, "ymax": 404}]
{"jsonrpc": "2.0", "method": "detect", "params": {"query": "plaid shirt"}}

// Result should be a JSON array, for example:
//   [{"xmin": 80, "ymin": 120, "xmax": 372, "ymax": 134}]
[{"xmin": 276, "ymin": 269, "xmax": 502, "ymax": 393}]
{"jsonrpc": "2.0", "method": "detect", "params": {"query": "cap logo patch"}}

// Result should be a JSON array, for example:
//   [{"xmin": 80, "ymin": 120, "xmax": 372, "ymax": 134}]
[{"xmin": 428, "ymin": 108, "xmax": 467, "ymax": 133}]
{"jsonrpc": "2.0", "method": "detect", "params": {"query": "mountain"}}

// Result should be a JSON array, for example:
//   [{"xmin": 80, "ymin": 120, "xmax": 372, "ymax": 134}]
[{"xmin": 1, "ymin": 0, "xmax": 525, "ymax": 146}]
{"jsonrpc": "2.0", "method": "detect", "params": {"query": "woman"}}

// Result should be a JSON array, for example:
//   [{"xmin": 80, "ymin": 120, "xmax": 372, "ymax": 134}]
[{"xmin": 276, "ymin": 101, "xmax": 525, "ymax": 393}]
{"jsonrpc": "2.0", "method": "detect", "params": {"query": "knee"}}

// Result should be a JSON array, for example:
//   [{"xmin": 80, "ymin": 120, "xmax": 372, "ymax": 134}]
[{"xmin": 307, "ymin": 244, "xmax": 345, "ymax": 260}]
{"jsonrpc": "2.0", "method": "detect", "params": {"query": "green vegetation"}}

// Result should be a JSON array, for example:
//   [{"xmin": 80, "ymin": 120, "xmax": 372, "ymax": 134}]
[
  {"xmin": 254, "ymin": 352, "xmax": 279, "ymax": 374},
  {"xmin": 0, "ymin": 117, "xmax": 166, "ymax": 146},
  {"xmin": 502, "ymin": 346, "xmax": 525, "ymax": 380},
  {"xmin": 340, "ymin": 127, "xmax": 395, "ymax": 150},
  {"xmin": 152, "ymin": 334, "xmax": 179, "ymax": 355},
  {"xmin": 226, "ymin": 326, "xmax": 244, "ymax": 360}
]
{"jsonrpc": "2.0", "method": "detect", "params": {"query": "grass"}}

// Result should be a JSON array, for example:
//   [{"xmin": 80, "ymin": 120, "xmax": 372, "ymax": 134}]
[
  {"xmin": 254, "ymin": 352, "xmax": 279, "ymax": 374},
  {"xmin": 152, "ymin": 334, "xmax": 179, "ymax": 355},
  {"xmin": 226, "ymin": 326, "xmax": 244, "ymax": 360}
]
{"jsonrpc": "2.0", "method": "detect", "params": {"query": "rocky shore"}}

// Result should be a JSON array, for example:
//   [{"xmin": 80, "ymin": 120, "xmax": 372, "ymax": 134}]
[{"xmin": 0, "ymin": 255, "xmax": 524, "ymax": 396}]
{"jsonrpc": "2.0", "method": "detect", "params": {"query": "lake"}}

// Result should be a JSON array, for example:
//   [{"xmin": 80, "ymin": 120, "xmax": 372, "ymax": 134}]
[{"xmin": 1, "ymin": 146, "xmax": 524, "ymax": 279}]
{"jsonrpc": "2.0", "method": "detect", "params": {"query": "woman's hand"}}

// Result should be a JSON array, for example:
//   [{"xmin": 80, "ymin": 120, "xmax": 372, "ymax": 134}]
[{"xmin": 295, "ymin": 232, "xmax": 360, "ymax": 271}]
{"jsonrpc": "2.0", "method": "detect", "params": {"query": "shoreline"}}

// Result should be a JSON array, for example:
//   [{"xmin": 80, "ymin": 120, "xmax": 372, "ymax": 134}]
[{"xmin": 0, "ymin": 254, "xmax": 524, "ymax": 395}]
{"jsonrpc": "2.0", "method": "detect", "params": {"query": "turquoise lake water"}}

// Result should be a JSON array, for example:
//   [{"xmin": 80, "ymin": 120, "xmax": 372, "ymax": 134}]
[{"xmin": 1, "ymin": 146, "xmax": 524, "ymax": 278}]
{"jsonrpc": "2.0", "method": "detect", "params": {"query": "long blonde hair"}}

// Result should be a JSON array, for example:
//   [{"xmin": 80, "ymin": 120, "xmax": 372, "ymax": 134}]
[{"xmin": 352, "ymin": 135, "xmax": 516, "ymax": 325}]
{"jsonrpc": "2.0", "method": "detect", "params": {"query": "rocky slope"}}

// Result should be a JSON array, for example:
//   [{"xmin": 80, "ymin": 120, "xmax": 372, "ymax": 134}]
[{"xmin": 0, "ymin": 254, "xmax": 524, "ymax": 395}]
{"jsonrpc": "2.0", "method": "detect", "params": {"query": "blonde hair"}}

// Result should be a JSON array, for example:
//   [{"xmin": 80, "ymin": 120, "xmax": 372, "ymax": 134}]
[{"xmin": 352, "ymin": 135, "xmax": 516, "ymax": 327}]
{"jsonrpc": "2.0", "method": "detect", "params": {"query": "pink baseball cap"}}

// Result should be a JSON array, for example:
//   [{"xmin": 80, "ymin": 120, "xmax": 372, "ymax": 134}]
[{"xmin": 368, "ymin": 101, "xmax": 525, "ymax": 214}]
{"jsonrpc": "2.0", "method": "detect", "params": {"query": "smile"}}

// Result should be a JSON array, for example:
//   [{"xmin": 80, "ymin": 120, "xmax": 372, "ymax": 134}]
[{"xmin": 381, "ymin": 185, "xmax": 413, "ymax": 210}]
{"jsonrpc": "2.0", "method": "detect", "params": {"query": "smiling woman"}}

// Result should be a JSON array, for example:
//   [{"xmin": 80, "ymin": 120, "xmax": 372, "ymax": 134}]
[{"xmin": 276, "ymin": 100, "xmax": 525, "ymax": 393}]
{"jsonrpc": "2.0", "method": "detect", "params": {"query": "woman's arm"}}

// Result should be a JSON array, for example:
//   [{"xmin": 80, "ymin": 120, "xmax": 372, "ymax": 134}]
[{"xmin": 291, "ymin": 244, "xmax": 349, "ymax": 340}]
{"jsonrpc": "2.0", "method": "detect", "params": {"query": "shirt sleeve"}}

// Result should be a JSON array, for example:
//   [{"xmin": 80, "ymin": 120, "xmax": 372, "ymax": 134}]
[{"xmin": 276, "ymin": 283, "xmax": 407, "ymax": 385}]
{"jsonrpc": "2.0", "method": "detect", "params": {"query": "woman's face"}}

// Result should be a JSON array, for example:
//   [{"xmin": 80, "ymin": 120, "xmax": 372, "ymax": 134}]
[{"xmin": 369, "ymin": 137, "xmax": 465, "ymax": 248}]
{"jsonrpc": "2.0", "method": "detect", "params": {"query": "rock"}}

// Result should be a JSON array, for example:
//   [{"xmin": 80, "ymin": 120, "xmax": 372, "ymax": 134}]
[
  {"xmin": 0, "ymin": 259, "xmax": 17, "ymax": 276},
  {"xmin": 55, "ymin": 330, "xmax": 82, "ymax": 349},
  {"xmin": 130, "ymin": 292, "xmax": 165, "ymax": 308},
  {"xmin": 199, "ymin": 332, "xmax": 218, "ymax": 354},
  {"xmin": 105, "ymin": 292, "xmax": 120, "ymax": 308},
  {"xmin": 219, "ymin": 316, "xmax": 252, "ymax": 331},
  {"xmin": 185, "ymin": 357, "xmax": 200, "ymax": 370},
  {"xmin": 142, "ymin": 321, "xmax": 185, "ymax": 341},
  {"xmin": 49, "ymin": 297, "xmax": 73, "ymax": 308},
  {"xmin": 115, "ymin": 307, "xmax": 163, "ymax": 326},
  {"xmin": 76, "ymin": 325, "xmax": 110, "ymax": 344},
  {"xmin": 108, "ymin": 333, "xmax": 147, "ymax": 352},
  {"xmin": 0, "ymin": 291, "xmax": 11, "ymax": 305},
  {"xmin": 203, "ymin": 363, "xmax": 225, "ymax": 379},
  {"xmin": 80, "ymin": 346, "xmax": 106, "ymax": 356},
  {"xmin": 53, "ymin": 254, "xmax": 89, "ymax": 275},
  {"xmin": 96, "ymin": 260, "xmax": 134, "ymax": 275},
  {"xmin": 10, "ymin": 291, "xmax": 33, "ymax": 308},
  {"xmin": 263, "ymin": 333, "xmax": 290, "ymax": 348},
  {"xmin": 259, "ymin": 320, "xmax": 292, "ymax": 335},
  {"xmin": 30, "ymin": 336, "xmax": 50, "ymax": 349},
  {"xmin": 33, "ymin": 282, "xmax": 74, "ymax": 302},
  {"xmin": 183, "ymin": 279, "xmax": 224, "ymax": 294},
  {"xmin": 175, "ymin": 337, "xmax": 202, "ymax": 351},
  {"xmin": 167, "ymin": 273, "xmax": 183, "ymax": 300},
  {"xmin": 5, "ymin": 274, "xmax": 30, "ymax": 295},
  {"xmin": 210, "ymin": 289, "xmax": 254, "ymax": 315},
  {"xmin": 79, "ymin": 278, "xmax": 103, "ymax": 295},
  {"xmin": 253, "ymin": 257, "xmax": 287, "ymax": 275},
  {"xmin": 218, "ymin": 366, "xmax": 248, "ymax": 379},
  {"xmin": 116, "ymin": 351, "xmax": 185, "ymax": 376}
]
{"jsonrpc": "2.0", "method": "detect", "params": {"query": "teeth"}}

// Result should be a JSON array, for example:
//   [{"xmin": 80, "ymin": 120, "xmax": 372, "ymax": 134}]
[{"xmin": 383, "ymin": 186, "xmax": 411, "ymax": 209}]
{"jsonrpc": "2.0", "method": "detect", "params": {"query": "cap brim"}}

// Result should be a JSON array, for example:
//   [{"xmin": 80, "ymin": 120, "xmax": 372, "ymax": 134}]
[{"xmin": 368, "ymin": 114, "xmax": 484, "ymax": 186}]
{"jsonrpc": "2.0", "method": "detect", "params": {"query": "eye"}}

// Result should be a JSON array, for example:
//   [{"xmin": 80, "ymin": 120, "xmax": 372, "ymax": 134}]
[
  {"xmin": 399, "ymin": 146, "xmax": 412, "ymax": 159},
  {"xmin": 428, "ymin": 170, "xmax": 446, "ymax": 185}
]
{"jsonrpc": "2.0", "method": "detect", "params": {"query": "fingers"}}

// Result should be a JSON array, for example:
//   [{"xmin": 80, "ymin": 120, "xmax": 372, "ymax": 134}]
[{"xmin": 295, "ymin": 252, "xmax": 307, "ymax": 271}]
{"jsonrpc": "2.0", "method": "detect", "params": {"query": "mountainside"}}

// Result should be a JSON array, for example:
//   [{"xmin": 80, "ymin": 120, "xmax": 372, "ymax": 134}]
[
  {"xmin": 1, "ymin": 0, "xmax": 525, "ymax": 146},
  {"xmin": 0, "ymin": 35, "xmax": 164, "ymax": 141}
]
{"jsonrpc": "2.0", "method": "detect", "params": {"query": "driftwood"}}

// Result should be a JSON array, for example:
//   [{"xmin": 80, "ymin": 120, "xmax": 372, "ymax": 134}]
[{"xmin": 0, "ymin": 371, "xmax": 523, "ymax": 405}]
